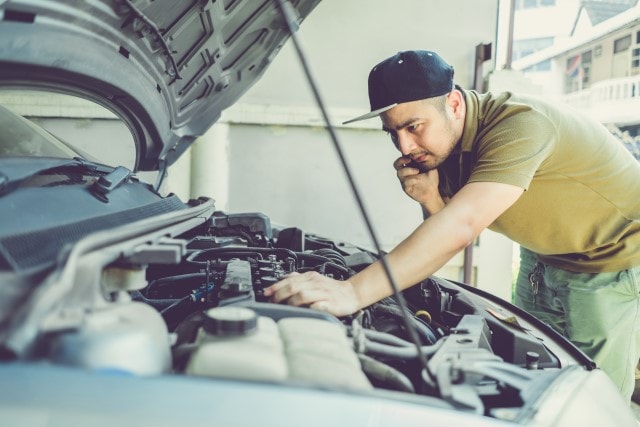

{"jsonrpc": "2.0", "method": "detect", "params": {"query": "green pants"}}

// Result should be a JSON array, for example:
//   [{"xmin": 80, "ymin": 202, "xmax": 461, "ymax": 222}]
[{"xmin": 514, "ymin": 246, "xmax": 640, "ymax": 401}]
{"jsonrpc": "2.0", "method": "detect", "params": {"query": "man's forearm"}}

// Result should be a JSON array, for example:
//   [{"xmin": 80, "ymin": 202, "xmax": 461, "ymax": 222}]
[
  {"xmin": 349, "ymin": 182, "xmax": 523, "ymax": 312},
  {"xmin": 349, "ymin": 208, "xmax": 474, "ymax": 310}
]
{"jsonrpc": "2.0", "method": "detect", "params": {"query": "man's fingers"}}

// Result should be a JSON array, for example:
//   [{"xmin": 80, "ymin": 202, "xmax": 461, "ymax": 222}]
[
  {"xmin": 400, "ymin": 173, "xmax": 425, "ymax": 191},
  {"xmin": 397, "ymin": 166, "xmax": 414, "ymax": 177},
  {"xmin": 287, "ymin": 288, "xmax": 328, "ymax": 307},
  {"xmin": 393, "ymin": 156, "xmax": 418, "ymax": 171},
  {"xmin": 397, "ymin": 167, "xmax": 422, "ymax": 185},
  {"xmin": 263, "ymin": 272, "xmax": 294, "ymax": 298},
  {"xmin": 264, "ymin": 271, "xmax": 321, "ymax": 303},
  {"xmin": 262, "ymin": 273, "xmax": 298, "ymax": 297},
  {"xmin": 265, "ymin": 279, "xmax": 298, "ymax": 302},
  {"xmin": 393, "ymin": 156, "xmax": 408, "ymax": 170},
  {"xmin": 265, "ymin": 272, "xmax": 358, "ymax": 317}
]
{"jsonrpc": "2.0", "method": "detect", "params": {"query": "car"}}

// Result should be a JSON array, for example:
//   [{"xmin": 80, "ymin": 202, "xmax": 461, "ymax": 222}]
[{"xmin": 0, "ymin": 1, "xmax": 637, "ymax": 426}]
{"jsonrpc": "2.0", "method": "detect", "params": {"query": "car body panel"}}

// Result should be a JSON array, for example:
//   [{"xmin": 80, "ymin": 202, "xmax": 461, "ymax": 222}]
[{"xmin": 0, "ymin": 0, "xmax": 321, "ymax": 171}]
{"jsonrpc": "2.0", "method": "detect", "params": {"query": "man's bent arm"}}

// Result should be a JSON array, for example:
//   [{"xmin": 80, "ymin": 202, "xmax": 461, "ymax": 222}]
[
  {"xmin": 350, "ymin": 181, "xmax": 524, "ymax": 310},
  {"xmin": 265, "ymin": 181, "xmax": 523, "ymax": 317}
]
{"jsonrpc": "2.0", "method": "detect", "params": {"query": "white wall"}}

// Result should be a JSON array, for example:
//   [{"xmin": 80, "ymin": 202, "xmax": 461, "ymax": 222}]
[
  {"xmin": 226, "ymin": 124, "xmax": 417, "ymax": 251},
  {"xmin": 234, "ymin": 0, "xmax": 500, "ymax": 115}
]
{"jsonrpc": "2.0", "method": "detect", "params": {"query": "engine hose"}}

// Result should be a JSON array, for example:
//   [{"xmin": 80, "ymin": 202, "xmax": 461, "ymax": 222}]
[
  {"xmin": 296, "ymin": 252, "xmax": 344, "ymax": 269},
  {"xmin": 358, "ymin": 354, "xmax": 415, "ymax": 393},
  {"xmin": 160, "ymin": 295, "xmax": 199, "ymax": 331},
  {"xmin": 170, "ymin": 342, "xmax": 200, "ymax": 372},
  {"xmin": 365, "ymin": 340, "xmax": 443, "ymax": 360},
  {"xmin": 412, "ymin": 316, "xmax": 438, "ymax": 344},
  {"xmin": 362, "ymin": 329, "xmax": 414, "ymax": 347},
  {"xmin": 318, "ymin": 262, "xmax": 352, "ymax": 278},
  {"xmin": 213, "ymin": 228, "xmax": 257, "ymax": 246},
  {"xmin": 146, "ymin": 273, "xmax": 206, "ymax": 294},
  {"xmin": 311, "ymin": 248, "xmax": 348, "ymax": 267},
  {"xmin": 374, "ymin": 304, "xmax": 438, "ymax": 344},
  {"xmin": 160, "ymin": 295, "xmax": 192, "ymax": 315},
  {"xmin": 131, "ymin": 291, "xmax": 181, "ymax": 310}
]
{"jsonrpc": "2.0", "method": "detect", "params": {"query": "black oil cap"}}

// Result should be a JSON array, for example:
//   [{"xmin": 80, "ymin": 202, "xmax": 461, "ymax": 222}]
[{"xmin": 202, "ymin": 307, "xmax": 258, "ymax": 336}]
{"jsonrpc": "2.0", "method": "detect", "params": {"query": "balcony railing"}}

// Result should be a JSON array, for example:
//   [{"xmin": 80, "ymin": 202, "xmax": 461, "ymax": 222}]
[{"xmin": 562, "ymin": 75, "xmax": 640, "ymax": 124}]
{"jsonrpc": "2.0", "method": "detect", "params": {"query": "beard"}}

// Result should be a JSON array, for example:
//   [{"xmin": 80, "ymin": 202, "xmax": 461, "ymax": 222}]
[{"xmin": 411, "ymin": 134, "xmax": 459, "ymax": 172}]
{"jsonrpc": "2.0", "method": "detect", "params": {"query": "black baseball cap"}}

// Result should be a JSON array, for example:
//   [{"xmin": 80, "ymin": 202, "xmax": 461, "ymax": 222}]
[{"xmin": 343, "ymin": 50, "xmax": 454, "ymax": 125}]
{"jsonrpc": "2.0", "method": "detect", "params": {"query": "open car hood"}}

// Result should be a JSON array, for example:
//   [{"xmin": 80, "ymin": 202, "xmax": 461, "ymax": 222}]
[{"xmin": 0, "ymin": 0, "xmax": 320, "ymax": 171}]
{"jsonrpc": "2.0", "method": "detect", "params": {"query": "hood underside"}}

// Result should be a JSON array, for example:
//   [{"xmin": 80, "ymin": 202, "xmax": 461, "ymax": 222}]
[{"xmin": 0, "ymin": 0, "xmax": 321, "ymax": 171}]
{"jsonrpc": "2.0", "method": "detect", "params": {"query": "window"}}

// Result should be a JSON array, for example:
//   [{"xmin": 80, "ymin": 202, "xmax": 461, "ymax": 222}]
[
  {"xmin": 614, "ymin": 35, "xmax": 632, "ymax": 53},
  {"xmin": 632, "ymin": 46, "xmax": 640, "ymax": 75},
  {"xmin": 513, "ymin": 37, "xmax": 554, "ymax": 60},
  {"xmin": 524, "ymin": 59, "xmax": 551, "ymax": 72},
  {"xmin": 565, "ymin": 54, "xmax": 585, "ymax": 93},
  {"xmin": 515, "ymin": 0, "xmax": 555, "ymax": 9},
  {"xmin": 580, "ymin": 50, "xmax": 592, "ymax": 88},
  {"xmin": 566, "ymin": 55, "xmax": 581, "ymax": 77}
]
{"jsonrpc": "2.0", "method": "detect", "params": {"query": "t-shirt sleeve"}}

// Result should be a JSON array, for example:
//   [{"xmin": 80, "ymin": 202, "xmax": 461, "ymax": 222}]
[{"xmin": 467, "ymin": 111, "xmax": 557, "ymax": 190}]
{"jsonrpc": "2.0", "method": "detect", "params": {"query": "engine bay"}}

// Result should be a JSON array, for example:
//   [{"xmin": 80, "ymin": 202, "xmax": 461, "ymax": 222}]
[
  {"xmin": 7, "ymin": 210, "xmax": 592, "ymax": 421},
  {"xmin": 151, "ymin": 213, "xmax": 578, "ymax": 411}
]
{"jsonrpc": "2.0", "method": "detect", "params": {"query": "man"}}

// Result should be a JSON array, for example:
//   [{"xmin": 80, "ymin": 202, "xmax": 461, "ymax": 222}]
[{"xmin": 263, "ymin": 50, "xmax": 640, "ymax": 400}]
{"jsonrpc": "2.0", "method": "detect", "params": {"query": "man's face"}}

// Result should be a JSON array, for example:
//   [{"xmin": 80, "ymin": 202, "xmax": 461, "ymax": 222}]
[{"xmin": 380, "ymin": 93, "xmax": 463, "ymax": 171}]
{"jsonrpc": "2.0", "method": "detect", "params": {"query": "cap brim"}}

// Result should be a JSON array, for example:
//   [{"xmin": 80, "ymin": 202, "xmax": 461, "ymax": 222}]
[{"xmin": 342, "ymin": 103, "xmax": 397, "ymax": 125}]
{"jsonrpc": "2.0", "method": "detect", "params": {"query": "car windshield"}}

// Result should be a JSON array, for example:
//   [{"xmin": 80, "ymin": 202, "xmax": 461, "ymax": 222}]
[{"xmin": 0, "ymin": 104, "xmax": 79, "ymax": 159}]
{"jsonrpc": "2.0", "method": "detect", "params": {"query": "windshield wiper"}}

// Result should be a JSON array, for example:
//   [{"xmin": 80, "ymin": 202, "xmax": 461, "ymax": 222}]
[
  {"xmin": 89, "ymin": 166, "xmax": 133, "ymax": 202},
  {"xmin": 0, "ymin": 157, "xmax": 113, "ymax": 197}
]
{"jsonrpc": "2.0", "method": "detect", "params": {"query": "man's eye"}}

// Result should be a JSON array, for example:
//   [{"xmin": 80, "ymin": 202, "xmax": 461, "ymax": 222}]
[{"xmin": 407, "ymin": 124, "xmax": 419, "ymax": 132}]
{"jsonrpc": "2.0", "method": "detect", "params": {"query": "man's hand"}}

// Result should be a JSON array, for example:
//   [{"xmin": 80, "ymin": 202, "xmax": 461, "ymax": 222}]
[
  {"xmin": 263, "ymin": 272, "xmax": 359, "ymax": 317},
  {"xmin": 393, "ymin": 156, "xmax": 445, "ymax": 214}
]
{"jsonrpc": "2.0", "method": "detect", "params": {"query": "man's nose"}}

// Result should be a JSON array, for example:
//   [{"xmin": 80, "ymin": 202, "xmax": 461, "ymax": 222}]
[{"xmin": 397, "ymin": 132, "xmax": 416, "ymax": 155}]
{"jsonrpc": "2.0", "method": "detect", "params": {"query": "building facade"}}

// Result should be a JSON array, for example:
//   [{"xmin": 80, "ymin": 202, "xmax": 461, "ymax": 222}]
[{"xmin": 512, "ymin": 0, "xmax": 640, "ymax": 148}]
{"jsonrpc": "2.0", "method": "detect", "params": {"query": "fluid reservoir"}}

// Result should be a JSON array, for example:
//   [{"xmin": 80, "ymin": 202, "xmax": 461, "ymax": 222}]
[
  {"xmin": 185, "ymin": 307, "xmax": 288, "ymax": 381},
  {"xmin": 48, "ymin": 301, "xmax": 171, "ymax": 376}
]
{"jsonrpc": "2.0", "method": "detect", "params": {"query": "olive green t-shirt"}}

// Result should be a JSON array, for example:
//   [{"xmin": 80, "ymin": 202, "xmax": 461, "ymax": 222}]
[{"xmin": 439, "ymin": 89, "xmax": 640, "ymax": 273}]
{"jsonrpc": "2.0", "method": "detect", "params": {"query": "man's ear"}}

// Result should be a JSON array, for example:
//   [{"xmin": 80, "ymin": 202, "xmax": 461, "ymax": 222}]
[{"xmin": 447, "ymin": 90, "xmax": 465, "ymax": 119}]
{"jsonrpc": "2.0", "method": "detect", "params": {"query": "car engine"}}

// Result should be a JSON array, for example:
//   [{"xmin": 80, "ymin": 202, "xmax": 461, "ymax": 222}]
[{"xmin": 8, "ymin": 210, "xmax": 593, "ymax": 421}]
